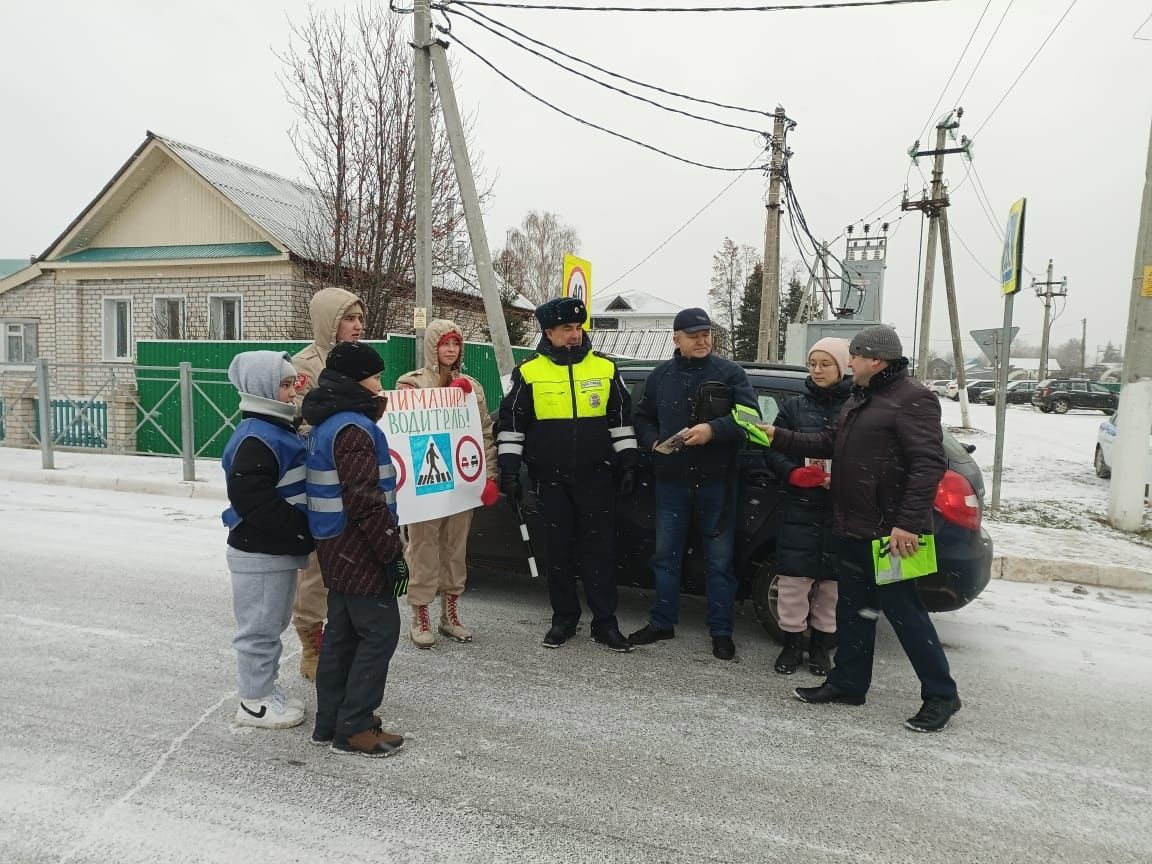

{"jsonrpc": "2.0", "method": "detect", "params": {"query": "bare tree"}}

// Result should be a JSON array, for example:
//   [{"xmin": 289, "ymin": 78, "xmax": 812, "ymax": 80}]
[
  {"xmin": 279, "ymin": 4, "xmax": 489, "ymax": 338},
  {"xmin": 709, "ymin": 237, "xmax": 759, "ymax": 337},
  {"xmin": 495, "ymin": 211, "xmax": 580, "ymax": 307}
]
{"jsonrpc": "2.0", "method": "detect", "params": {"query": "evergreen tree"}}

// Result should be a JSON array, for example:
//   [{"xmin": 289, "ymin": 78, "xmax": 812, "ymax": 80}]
[{"xmin": 732, "ymin": 264, "xmax": 763, "ymax": 361}]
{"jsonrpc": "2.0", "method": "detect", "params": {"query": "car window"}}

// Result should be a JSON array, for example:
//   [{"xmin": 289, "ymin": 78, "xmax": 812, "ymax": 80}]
[
  {"xmin": 1089, "ymin": 383, "xmax": 1111, "ymax": 394},
  {"xmin": 1070, "ymin": 381, "xmax": 1087, "ymax": 392},
  {"xmin": 941, "ymin": 431, "xmax": 972, "ymax": 464}
]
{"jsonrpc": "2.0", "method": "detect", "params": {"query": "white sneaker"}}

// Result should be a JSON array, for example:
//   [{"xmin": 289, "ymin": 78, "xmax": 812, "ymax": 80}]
[
  {"xmin": 235, "ymin": 689, "xmax": 305, "ymax": 729},
  {"xmin": 273, "ymin": 682, "xmax": 306, "ymax": 712}
]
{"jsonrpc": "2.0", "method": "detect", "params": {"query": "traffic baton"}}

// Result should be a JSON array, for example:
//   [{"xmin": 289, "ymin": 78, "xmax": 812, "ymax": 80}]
[{"xmin": 511, "ymin": 496, "xmax": 539, "ymax": 579}]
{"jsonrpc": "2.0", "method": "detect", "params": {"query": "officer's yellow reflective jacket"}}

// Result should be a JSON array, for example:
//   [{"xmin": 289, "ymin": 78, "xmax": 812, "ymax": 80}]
[{"xmin": 496, "ymin": 337, "xmax": 638, "ymax": 481}]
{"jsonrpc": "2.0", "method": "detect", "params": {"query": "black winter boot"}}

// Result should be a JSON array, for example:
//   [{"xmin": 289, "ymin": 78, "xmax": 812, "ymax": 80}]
[
  {"xmin": 773, "ymin": 632, "xmax": 805, "ymax": 675},
  {"xmin": 808, "ymin": 629, "xmax": 833, "ymax": 676}
]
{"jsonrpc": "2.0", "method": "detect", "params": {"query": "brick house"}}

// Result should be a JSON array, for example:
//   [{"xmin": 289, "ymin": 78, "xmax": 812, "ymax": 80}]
[{"xmin": 0, "ymin": 131, "xmax": 530, "ymax": 371}]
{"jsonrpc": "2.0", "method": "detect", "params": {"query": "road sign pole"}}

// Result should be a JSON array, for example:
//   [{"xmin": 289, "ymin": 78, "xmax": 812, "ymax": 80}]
[{"xmin": 991, "ymin": 198, "xmax": 1027, "ymax": 513}]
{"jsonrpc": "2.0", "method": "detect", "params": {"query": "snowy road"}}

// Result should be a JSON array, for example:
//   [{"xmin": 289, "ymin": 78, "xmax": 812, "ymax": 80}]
[{"xmin": 2, "ymin": 481, "xmax": 1151, "ymax": 864}]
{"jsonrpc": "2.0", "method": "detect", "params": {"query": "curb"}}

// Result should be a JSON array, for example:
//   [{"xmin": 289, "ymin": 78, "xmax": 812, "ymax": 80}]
[
  {"xmin": 994, "ymin": 555, "xmax": 1152, "ymax": 593},
  {"xmin": 0, "ymin": 467, "xmax": 227, "ymax": 501}
]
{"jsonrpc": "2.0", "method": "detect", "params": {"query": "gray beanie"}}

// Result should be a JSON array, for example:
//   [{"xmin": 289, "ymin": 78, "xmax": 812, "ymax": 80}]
[{"xmin": 849, "ymin": 325, "xmax": 904, "ymax": 361}]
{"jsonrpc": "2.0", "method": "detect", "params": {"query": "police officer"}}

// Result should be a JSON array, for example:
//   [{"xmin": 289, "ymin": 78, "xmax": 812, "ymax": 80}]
[{"xmin": 497, "ymin": 297, "xmax": 638, "ymax": 652}]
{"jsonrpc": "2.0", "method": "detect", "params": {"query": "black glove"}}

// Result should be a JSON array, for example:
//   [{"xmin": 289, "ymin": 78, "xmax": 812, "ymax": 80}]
[
  {"xmin": 500, "ymin": 473, "xmax": 523, "ymax": 502},
  {"xmin": 616, "ymin": 468, "xmax": 636, "ymax": 497}
]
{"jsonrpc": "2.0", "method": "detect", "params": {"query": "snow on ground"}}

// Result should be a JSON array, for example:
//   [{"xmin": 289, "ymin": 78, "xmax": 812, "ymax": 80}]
[{"xmin": 939, "ymin": 398, "xmax": 1152, "ymax": 569}]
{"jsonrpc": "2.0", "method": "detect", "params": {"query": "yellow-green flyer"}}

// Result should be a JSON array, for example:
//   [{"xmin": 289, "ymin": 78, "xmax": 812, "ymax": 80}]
[{"xmin": 872, "ymin": 535, "xmax": 938, "ymax": 585}]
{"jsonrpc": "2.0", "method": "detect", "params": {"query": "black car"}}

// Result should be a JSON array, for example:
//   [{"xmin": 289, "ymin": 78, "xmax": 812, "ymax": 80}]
[
  {"xmin": 965, "ymin": 379, "xmax": 998, "ymax": 402},
  {"xmin": 468, "ymin": 362, "xmax": 995, "ymax": 642},
  {"xmin": 981, "ymin": 380, "xmax": 1036, "ymax": 405},
  {"xmin": 1031, "ymin": 378, "xmax": 1119, "ymax": 414}
]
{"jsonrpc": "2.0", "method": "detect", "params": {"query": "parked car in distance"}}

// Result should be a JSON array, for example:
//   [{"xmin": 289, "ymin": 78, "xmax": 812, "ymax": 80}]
[
  {"xmin": 469, "ymin": 362, "xmax": 995, "ymax": 642},
  {"xmin": 981, "ymin": 380, "xmax": 1036, "ymax": 406},
  {"xmin": 965, "ymin": 379, "xmax": 998, "ymax": 402},
  {"xmin": 945, "ymin": 380, "xmax": 959, "ymax": 400},
  {"xmin": 1032, "ymin": 378, "xmax": 1119, "ymax": 414},
  {"xmin": 1095, "ymin": 411, "xmax": 1152, "ymax": 484},
  {"xmin": 929, "ymin": 380, "xmax": 951, "ymax": 397}
]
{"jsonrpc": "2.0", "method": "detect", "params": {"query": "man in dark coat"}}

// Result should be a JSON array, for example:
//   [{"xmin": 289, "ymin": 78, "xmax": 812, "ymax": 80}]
[
  {"xmin": 628, "ymin": 308, "xmax": 759, "ymax": 661},
  {"xmin": 758, "ymin": 325, "xmax": 961, "ymax": 732}
]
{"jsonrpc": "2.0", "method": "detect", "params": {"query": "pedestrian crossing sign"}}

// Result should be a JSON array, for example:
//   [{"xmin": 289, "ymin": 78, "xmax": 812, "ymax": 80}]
[{"xmin": 412, "ymin": 433, "xmax": 454, "ymax": 496}]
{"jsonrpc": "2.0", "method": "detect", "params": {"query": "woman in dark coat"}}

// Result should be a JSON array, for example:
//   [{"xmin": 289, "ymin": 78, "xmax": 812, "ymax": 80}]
[{"xmin": 763, "ymin": 338, "xmax": 852, "ymax": 676}]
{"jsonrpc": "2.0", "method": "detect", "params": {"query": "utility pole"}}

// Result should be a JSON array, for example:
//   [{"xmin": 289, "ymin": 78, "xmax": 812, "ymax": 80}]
[
  {"xmin": 429, "ymin": 38, "xmax": 515, "ymax": 381},
  {"xmin": 1108, "ymin": 115, "xmax": 1152, "ymax": 532},
  {"xmin": 1081, "ymin": 318, "xmax": 1088, "ymax": 374},
  {"xmin": 757, "ymin": 107, "xmax": 789, "ymax": 363},
  {"xmin": 903, "ymin": 110, "xmax": 972, "ymax": 426},
  {"xmin": 1031, "ymin": 258, "xmax": 1068, "ymax": 380},
  {"xmin": 413, "ymin": 0, "xmax": 433, "ymax": 344}
]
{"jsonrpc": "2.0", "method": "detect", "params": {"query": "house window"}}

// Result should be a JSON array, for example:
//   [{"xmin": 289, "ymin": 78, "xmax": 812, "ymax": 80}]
[
  {"xmin": 102, "ymin": 298, "xmax": 132, "ymax": 361},
  {"xmin": 591, "ymin": 317, "xmax": 619, "ymax": 330},
  {"xmin": 3, "ymin": 321, "xmax": 38, "ymax": 364},
  {"xmin": 154, "ymin": 297, "xmax": 186, "ymax": 340},
  {"xmin": 209, "ymin": 295, "xmax": 242, "ymax": 340}
]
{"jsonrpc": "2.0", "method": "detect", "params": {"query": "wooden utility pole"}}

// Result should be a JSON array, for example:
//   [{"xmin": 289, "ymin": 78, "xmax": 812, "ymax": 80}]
[
  {"xmin": 756, "ymin": 107, "xmax": 788, "ymax": 363},
  {"xmin": 1031, "ymin": 258, "xmax": 1067, "ymax": 380},
  {"xmin": 413, "ymin": 0, "xmax": 433, "ymax": 344},
  {"xmin": 903, "ymin": 110, "xmax": 972, "ymax": 426},
  {"xmin": 1108, "ymin": 116, "xmax": 1152, "ymax": 531}
]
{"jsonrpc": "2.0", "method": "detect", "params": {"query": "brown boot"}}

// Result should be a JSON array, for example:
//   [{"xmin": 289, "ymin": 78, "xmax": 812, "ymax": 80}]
[
  {"xmin": 410, "ymin": 605, "xmax": 436, "ymax": 649},
  {"xmin": 331, "ymin": 727, "xmax": 405, "ymax": 758},
  {"xmin": 439, "ymin": 593, "xmax": 473, "ymax": 642},
  {"xmin": 296, "ymin": 622, "xmax": 323, "ymax": 681}
]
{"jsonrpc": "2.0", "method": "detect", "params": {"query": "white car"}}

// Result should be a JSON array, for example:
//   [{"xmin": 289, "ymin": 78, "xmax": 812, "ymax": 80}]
[
  {"xmin": 1095, "ymin": 412, "xmax": 1152, "ymax": 484},
  {"xmin": 945, "ymin": 380, "xmax": 959, "ymax": 401},
  {"xmin": 929, "ymin": 380, "xmax": 951, "ymax": 397}
]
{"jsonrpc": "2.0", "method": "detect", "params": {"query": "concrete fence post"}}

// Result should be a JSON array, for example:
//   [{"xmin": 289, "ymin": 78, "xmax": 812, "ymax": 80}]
[
  {"xmin": 35, "ymin": 358, "xmax": 54, "ymax": 469},
  {"xmin": 179, "ymin": 362, "xmax": 195, "ymax": 482}
]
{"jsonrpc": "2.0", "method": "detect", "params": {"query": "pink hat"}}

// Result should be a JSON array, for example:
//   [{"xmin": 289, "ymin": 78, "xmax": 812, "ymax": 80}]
[{"xmin": 808, "ymin": 337, "xmax": 851, "ymax": 377}]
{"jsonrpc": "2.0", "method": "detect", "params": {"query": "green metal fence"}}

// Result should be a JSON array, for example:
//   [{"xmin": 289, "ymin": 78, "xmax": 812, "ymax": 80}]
[
  {"xmin": 37, "ymin": 399, "xmax": 108, "ymax": 448},
  {"xmin": 136, "ymin": 338, "xmax": 535, "ymax": 459}
]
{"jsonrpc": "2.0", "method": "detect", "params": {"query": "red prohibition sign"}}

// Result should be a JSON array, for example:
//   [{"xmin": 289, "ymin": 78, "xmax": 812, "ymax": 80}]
[
  {"xmin": 389, "ymin": 448, "xmax": 408, "ymax": 491},
  {"xmin": 454, "ymin": 435, "xmax": 483, "ymax": 483},
  {"xmin": 566, "ymin": 266, "xmax": 588, "ymax": 304}
]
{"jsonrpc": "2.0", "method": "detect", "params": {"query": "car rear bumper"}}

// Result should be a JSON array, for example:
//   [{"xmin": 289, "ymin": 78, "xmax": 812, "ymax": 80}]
[{"xmin": 919, "ymin": 521, "xmax": 994, "ymax": 612}]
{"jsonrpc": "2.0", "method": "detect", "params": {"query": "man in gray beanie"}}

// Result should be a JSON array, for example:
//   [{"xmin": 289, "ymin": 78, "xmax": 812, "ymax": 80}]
[{"xmin": 758, "ymin": 324, "xmax": 961, "ymax": 733}]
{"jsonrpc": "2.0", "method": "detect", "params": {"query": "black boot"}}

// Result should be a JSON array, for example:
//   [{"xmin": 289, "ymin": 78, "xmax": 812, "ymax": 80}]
[
  {"xmin": 774, "ymin": 632, "xmax": 805, "ymax": 675},
  {"xmin": 808, "ymin": 629, "xmax": 833, "ymax": 676}
]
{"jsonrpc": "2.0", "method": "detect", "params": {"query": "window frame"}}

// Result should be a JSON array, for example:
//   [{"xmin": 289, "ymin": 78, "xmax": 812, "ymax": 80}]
[
  {"xmin": 2, "ymin": 319, "xmax": 38, "ymax": 366},
  {"xmin": 102, "ymin": 297, "xmax": 133, "ymax": 362},
  {"xmin": 152, "ymin": 295, "xmax": 187, "ymax": 341},
  {"xmin": 208, "ymin": 294, "xmax": 243, "ymax": 341}
]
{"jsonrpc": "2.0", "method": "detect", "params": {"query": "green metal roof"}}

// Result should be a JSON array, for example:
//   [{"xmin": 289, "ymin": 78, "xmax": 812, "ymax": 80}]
[
  {"xmin": 55, "ymin": 242, "xmax": 282, "ymax": 263},
  {"xmin": 0, "ymin": 259, "xmax": 30, "ymax": 279}
]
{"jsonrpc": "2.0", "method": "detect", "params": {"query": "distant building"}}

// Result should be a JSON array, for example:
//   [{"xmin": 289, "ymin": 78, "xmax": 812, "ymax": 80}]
[{"xmin": 588, "ymin": 289, "xmax": 728, "ymax": 357}]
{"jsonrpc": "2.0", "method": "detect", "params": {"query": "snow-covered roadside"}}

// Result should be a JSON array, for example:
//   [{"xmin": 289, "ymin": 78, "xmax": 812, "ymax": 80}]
[{"xmin": 938, "ymin": 398, "xmax": 1152, "ymax": 571}]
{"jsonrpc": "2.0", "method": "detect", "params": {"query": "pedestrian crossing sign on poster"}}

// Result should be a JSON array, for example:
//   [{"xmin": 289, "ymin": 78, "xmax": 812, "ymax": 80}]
[{"xmin": 412, "ymin": 433, "xmax": 453, "ymax": 496}]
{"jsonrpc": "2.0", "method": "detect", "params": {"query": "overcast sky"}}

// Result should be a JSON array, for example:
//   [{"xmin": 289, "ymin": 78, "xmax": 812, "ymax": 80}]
[{"xmin": 2, "ymin": 0, "xmax": 1150, "ymax": 359}]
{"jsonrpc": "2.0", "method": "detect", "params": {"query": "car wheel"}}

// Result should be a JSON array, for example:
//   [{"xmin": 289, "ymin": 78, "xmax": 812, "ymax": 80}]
[
  {"xmin": 751, "ymin": 562, "xmax": 787, "ymax": 643},
  {"xmin": 1052, "ymin": 399, "xmax": 1070, "ymax": 414},
  {"xmin": 1095, "ymin": 445, "xmax": 1112, "ymax": 479}
]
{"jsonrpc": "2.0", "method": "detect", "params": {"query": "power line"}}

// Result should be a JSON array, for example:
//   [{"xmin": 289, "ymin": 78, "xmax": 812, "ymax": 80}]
[
  {"xmin": 447, "ymin": 32, "xmax": 766, "ymax": 171},
  {"xmin": 444, "ymin": 3, "xmax": 779, "ymax": 121},
  {"xmin": 946, "ymin": 217, "xmax": 1000, "ymax": 282},
  {"xmin": 953, "ymin": 0, "xmax": 1016, "ymax": 106},
  {"xmin": 445, "ymin": 6, "xmax": 768, "ymax": 135},
  {"xmin": 448, "ymin": 0, "xmax": 950, "ymax": 13},
  {"xmin": 915, "ymin": 0, "xmax": 993, "ymax": 143},
  {"xmin": 596, "ymin": 154, "xmax": 762, "ymax": 295},
  {"xmin": 971, "ymin": 0, "xmax": 1080, "ymax": 139}
]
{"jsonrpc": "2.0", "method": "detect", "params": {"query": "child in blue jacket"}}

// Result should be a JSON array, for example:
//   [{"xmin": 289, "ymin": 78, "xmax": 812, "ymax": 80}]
[{"xmin": 222, "ymin": 351, "xmax": 315, "ymax": 729}]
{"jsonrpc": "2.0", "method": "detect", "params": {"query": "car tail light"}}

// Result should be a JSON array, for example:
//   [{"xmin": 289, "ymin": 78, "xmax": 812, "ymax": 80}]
[
  {"xmin": 1041, "ymin": 387, "xmax": 1052, "ymax": 396},
  {"xmin": 935, "ymin": 470, "xmax": 981, "ymax": 531}
]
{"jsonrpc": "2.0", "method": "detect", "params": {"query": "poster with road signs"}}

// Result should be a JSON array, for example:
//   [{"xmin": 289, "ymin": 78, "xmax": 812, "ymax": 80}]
[
  {"xmin": 562, "ymin": 253, "xmax": 592, "ymax": 331},
  {"xmin": 378, "ymin": 387, "xmax": 485, "ymax": 525}
]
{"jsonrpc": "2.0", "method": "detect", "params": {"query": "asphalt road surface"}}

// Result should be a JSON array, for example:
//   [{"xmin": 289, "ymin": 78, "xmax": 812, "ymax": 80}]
[{"xmin": 2, "ymin": 482, "xmax": 1149, "ymax": 864}]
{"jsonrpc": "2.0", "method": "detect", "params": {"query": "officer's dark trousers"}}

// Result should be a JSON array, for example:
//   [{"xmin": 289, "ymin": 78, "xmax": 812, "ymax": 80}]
[
  {"xmin": 827, "ymin": 538, "xmax": 958, "ymax": 701},
  {"xmin": 535, "ymin": 471, "xmax": 619, "ymax": 633}
]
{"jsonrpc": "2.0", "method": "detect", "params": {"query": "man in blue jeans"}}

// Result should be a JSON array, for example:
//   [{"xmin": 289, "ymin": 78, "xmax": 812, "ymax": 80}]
[{"xmin": 628, "ymin": 308, "xmax": 758, "ymax": 660}]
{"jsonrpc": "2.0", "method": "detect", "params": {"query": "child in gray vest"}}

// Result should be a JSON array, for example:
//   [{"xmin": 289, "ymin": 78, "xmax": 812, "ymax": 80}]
[{"xmin": 222, "ymin": 351, "xmax": 314, "ymax": 729}]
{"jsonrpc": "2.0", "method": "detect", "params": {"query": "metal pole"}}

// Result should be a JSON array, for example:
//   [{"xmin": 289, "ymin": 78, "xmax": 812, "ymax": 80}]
[
  {"xmin": 1038, "ymin": 258, "xmax": 1054, "ymax": 380},
  {"xmin": 1108, "ymin": 115, "xmax": 1152, "ymax": 531},
  {"xmin": 938, "ymin": 207, "xmax": 970, "ymax": 428},
  {"xmin": 179, "ymin": 362, "xmax": 196, "ymax": 482},
  {"xmin": 757, "ymin": 107, "xmax": 787, "ymax": 362},
  {"xmin": 35, "ymin": 357, "xmax": 54, "ymax": 470},
  {"xmin": 991, "ymin": 201, "xmax": 1025, "ymax": 513},
  {"xmin": 430, "ymin": 40, "xmax": 516, "ymax": 386},
  {"xmin": 413, "ymin": 0, "xmax": 433, "ymax": 344},
  {"xmin": 915, "ymin": 123, "xmax": 948, "ymax": 382},
  {"xmin": 1081, "ymin": 317, "xmax": 1087, "ymax": 374}
]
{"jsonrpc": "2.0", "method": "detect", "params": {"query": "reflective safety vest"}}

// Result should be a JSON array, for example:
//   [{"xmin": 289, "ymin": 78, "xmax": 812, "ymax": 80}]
[
  {"xmin": 518, "ymin": 351, "xmax": 615, "ymax": 419},
  {"xmin": 221, "ymin": 419, "xmax": 308, "ymax": 529},
  {"xmin": 306, "ymin": 412, "xmax": 398, "ymax": 540},
  {"xmin": 732, "ymin": 403, "xmax": 772, "ymax": 448}
]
